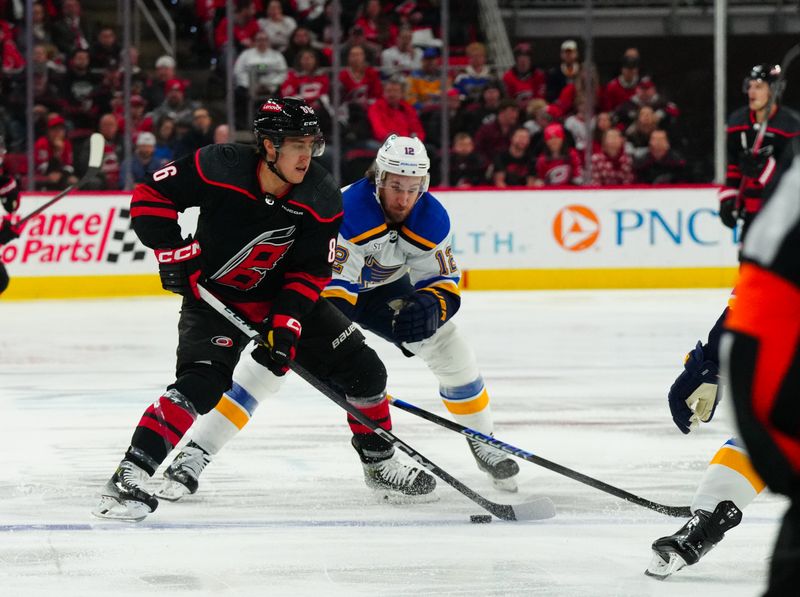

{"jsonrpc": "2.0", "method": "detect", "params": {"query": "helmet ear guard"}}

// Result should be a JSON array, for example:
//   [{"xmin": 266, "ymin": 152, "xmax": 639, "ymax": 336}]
[{"xmin": 374, "ymin": 134, "xmax": 430, "ymax": 194}]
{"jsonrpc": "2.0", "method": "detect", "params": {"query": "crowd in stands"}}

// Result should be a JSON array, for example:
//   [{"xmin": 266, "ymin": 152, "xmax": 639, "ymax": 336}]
[{"xmin": 0, "ymin": 0, "xmax": 691, "ymax": 191}]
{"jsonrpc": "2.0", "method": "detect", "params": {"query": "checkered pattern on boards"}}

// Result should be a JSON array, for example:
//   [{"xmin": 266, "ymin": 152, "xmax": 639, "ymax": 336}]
[{"xmin": 106, "ymin": 208, "xmax": 148, "ymax": 263}]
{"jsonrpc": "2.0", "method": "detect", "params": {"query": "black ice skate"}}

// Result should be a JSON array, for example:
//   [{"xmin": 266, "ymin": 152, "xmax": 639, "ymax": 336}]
[
  {"xmin": 645, "ymin": 500, "xmax": 742, "ymax": 580},
  {"xmin": 156, "ymin": 441, "xmax": 212, "ymax": 501},
  {"xmin": 352, "ymin": 438, "xmax": 437, "ymax": 501},
  {"xmin": 92, "ymin": 460, "xmax": 159, "ymax": 522},
  {"xmin": 467, "ymin": 438, "xmax": 520, "ymax": 492}
]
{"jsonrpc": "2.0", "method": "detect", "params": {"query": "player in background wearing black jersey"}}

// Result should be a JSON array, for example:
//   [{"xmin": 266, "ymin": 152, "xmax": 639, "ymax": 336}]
[
  {"xmin": 92, "ymin": 98, "xmax": 435, "ymax": 522},
  {"xmin": 646, "ymin": 66, "xmax": 800, "ymax": 579},
  {"xmin": 0, "ymin": 136, "xmax": 21, "ymax": 294}
]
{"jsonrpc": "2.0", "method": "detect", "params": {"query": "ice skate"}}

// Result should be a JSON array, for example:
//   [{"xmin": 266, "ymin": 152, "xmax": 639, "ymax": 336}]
[
  {"xmin": 92, "ymin": 460, "xmax": 158, "ymax": 522},
  {"xmin": 156, "ymin": 441, "xmax": 212, "ymax": 501},
  {"xmin": 353, "ymin": 438, "xmax": 437, "ymax": 502},
  {"xmin": 646, "ymin": 500, "xmax": 742, "ymax": 580},
  {"xmin": 467, "ymin": 438, "xmax": 519, "ymax": 492}
]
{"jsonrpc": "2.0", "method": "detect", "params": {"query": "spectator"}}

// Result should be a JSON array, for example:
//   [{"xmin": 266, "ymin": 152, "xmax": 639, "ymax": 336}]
[
  {"xmin": 215, "ymin": 0, "xmax": 259, "ymax": 54},
  {"xmin": 354, "ymin": 0, "xmax": 397, "ymax": 49},
  {"xmin": 0, "ymin": 20, "xmax": 24, "ymax": 76},
  {"xmin": 592, "ymin": 111, "xmax": 613, "ymax": 153},
  {"xmin": 213, "ymin": 124, "xmax": 231, "ymax": 144},
  {"xmin": 31, "ymin": 42, "xmax": 64, "ymax": 83},
  {"xmin": 173, "ymin": 107, "xmax": 214, "ymax": 159},
  {"xmin": 339, "ymin": 44, "xmax": 382, "ymax": 107},
  {"xmin": 449, "ymin": 131, "xmax": 487, "ymax": 187},
  {"xmin": 522, "ymin": 98, "xmax": 553, "ymax": 140},
  {"xmin": 61, "ymin": 48, "xmax": 101, "ymax": 130},
  {"xmin": 534, "ymin": 123, "xmax": 582, "ymax": 186},
  {"xmin": 153, "ymin": 114, "xmax": 176, "ymax": 163},
  {"xmin": 460, "ymin": 81, "xmax": 503, "ymax": 134},
  {"xmin": 453, "ymin": 42, "xmax": 497, "ymax": 104},
  {"xmin": 283, "ymin": 27, "xmax": 326, "ymax": 69},
  {"xmin": 474, "ymin": 99, "xmax": 519, "ymax": 165},
  {"xmin": 634, "ymin": 129, "xmax": 688, "ymax": 184},
  {"xmin": 407, "ymin": 47, "xmax": 447, "ymax": 112},
  {"xmin": 233, "ymin": 30, "xmax": 287, "ymax": 126},
  {"xmin": 51, "ymin": 0, "xmax": 90, "ymax": 57},
  {"xmin": 423, "ymin": 88, "xmax": 465, "ymax": 150},
  {"xmin": 142, "ymin": 55, "xmax": 176, "ymax": 110},
  {"xmin": 380, "ymin": 26, "xmax": 421, "ymax": 77},
  {"xmin": 603, "ymin": 54, "xmax": 640, "ymax": 112},
  {"xmin": 625, "ymin": 105, "xmax": 658, "ymax": 160},
  {"xmin": 116, "ymin": 94, "xmax": 150, "ymax": 136},
  {"xmin": 150, "ymin": 79, "xmax": 198, "ymax": 127},
  {"xmin": 564, "ymin": 97, "xmax": 594, "ymax": 153},
  {"xmin": 340, "ymin": 25, "xmax": 380, "ymax": 66},
  {"xmin": 546, "ymin": 39, "xmax": 581, "ymax": 102},
  {"xmin": 25, "ymin": 2, "xmax": 54, "ymax": 50},
  {"xmin": 90, "ymin": 26, "xmax": 121, "ymax": 72},
  {"xmin": 34, "ymin": 113, "xmax": 76, "ymax": 189},
  {"xmin": 94, "ymin": 112, "xmax": 121, "ymax": 189},
  {"xmin": 367, "ymin": 76, "xmax": 425, "ymax": 143},
  {"xmin": 591, "ymin": 128, "xmax": 634, "ymax": 186},
  {"xmin": 258, "ymin": 0, "xmax": 296, "ymax": 53},
  {"xmin": 118, "ymin": 131, "xmax": 165, "ymax": 188},
  {"xmin": 280, "ymin": 48, "xmax": 331, "ymax": 134},
  {"xmin": 502, "ymin": 42, "xmax": 546, "ymax": 108},
  {"xmin": 614, "ymin": 75, "xmax": 680, "ymax": 131},
  {"xmin": 493, "ymin": 126, "xmax": 535, "ymax": 188},
  {"xmin": 551, "ymin": 64, "xmax": 602, "ymax": 120}
]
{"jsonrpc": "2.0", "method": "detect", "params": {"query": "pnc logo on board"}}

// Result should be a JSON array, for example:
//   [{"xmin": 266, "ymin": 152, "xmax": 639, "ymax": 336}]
[{"xmin": 552, "ymin": 204, "xmax": 600, "ymax": 251}]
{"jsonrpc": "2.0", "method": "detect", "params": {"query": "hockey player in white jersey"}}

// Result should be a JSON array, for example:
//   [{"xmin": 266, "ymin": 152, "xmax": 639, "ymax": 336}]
[{"xmin": 158, "ymin": 134, "xmax": 519, "ymax": 501}]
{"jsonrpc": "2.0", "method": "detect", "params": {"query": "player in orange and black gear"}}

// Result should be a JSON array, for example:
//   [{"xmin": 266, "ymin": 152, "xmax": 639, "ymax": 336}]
[{"xmin": 723, "ymin": 138, "xmax": 800, "ymax": 597}]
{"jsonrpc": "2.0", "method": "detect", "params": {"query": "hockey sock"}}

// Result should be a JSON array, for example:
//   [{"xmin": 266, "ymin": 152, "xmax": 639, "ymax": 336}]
[
  {"xmin": 190, "ymin": 381, "xmax": 260, "ymax": 454},
  {"xmin": 440, "ymin": 376, "xmax": 494, "ymax": 435},
  {"xmin": 691, "ymin": 437, "xmax": 765, "ymax": 513},
  {"xmin": 128, "ymin": 389, "xmax": 198, "ymax": 474},
  {"xmin": 348, "ymin": 393, "xmax": 393, "ymax": 456}
]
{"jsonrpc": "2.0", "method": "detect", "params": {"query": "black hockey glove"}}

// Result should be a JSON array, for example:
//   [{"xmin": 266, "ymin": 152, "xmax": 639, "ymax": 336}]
[
  {"xmin": 392, "ymin": 291, "xmax": 442, "ymax": 343},
  {"xmin": 0, "ymin": 175, "xmax": 20, "ymax": 213},
  {"xmin": 668, "ymin": 342, "xmax": 721, "ymax": 434},
  {"xmin": 154, "ymin": 238, "xmax": 203, "ymax": 299},
  {"xmin": 739, "ymin": 147, "xmax": 771, "ymax": 179},
  {"xmin": 0, "ymin": 219, "xmax": 20, "ymax": 245},
  {"xmin": 252, "ymin": 314, "xmax": 302, "ymax": 376},
  {"xmin": 719, "ymin": 197, "xmax": 738, "ymax": 229}
]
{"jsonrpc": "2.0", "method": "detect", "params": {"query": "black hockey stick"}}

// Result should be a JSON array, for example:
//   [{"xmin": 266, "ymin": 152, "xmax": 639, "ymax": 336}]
[
  {"xmin": 17, "ymin": 132, "xmax": 105, "ymax": 226},
  {"xmin": 196, "ymin": 284, "xmax": 556, "ymax": 521},
  {"xmin": 389, "ymin": 396, "xmax": 692, "ymax": 518},
  {"xmin": 735, "ymin": 43, "xmax": 800, "ymax": 216}
]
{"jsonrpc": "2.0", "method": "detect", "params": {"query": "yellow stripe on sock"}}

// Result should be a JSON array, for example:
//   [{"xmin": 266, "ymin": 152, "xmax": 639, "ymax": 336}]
[
  {"xmin": 441, "ymin": 389, "xmax": 489, "ymax": 415},
  {"xmin": 215, "ymin": 395, "xmax": 251, "ymax": 430},
  {"xmin": 710, "ymin": 447, "xmax": 766, "ymax": 493}
]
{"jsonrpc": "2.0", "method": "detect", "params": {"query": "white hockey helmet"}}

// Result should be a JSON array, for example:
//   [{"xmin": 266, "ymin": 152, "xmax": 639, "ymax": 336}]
[{"xmin": 374, "ymin": 134, "xmax": 430, "ymax": 193}]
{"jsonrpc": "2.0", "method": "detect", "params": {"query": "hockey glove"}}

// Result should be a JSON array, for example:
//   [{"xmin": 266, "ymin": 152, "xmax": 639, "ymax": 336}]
[
  {"xmin": 0, "ymin": 218, "xmax": 19, "ymax": 245},
  {"xmin": 668, "ymin": 341, "xmax": 721, "ymax": 434},
  {"xmin": 0, "ymin": 175, "xmax": 20, "ymax": 213},
  {"xmin": 154, "ymin": 238, "xmax": 203, "ymax": 299},
  {"xmin": 392, "ymin": 291, "xmax": 442, "ymax": 343},
  {"xmin": 739, "ymin": 146, "xmax": 771, "ymax": 179},
  {"xmin": 719, "ymin": 196, "xmax": 738, "ymax": 229},
  {"xmin": 253, "ymin": 314, "xmax": 302, "ymax": 376}
]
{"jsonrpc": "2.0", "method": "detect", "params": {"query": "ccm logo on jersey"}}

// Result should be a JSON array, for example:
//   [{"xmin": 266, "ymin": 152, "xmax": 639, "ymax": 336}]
[
  {"xmin": 211, "ymin": 336, "xmax": 234, "ymax": 347},
  {"xmin": 332, "ymin": 323, "xmax": 357, "ymax": 349},
  {"xmin": 155, "ymin": 241, "xmax": 201, "ymax": 263}
]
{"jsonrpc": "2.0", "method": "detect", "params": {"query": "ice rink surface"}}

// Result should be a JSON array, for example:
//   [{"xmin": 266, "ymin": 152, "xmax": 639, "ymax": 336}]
[{"xmin": 0, "ymin": 289, "xmax": 783, "ymax": 596}]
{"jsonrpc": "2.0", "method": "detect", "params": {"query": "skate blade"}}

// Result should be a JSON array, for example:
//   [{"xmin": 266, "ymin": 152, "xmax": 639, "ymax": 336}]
[
  {"xmin": 91, "ymin": 494, "xmax": 153, "ymax": 522},
  {"xmin": 155, "ymin": 479, "xmax": 193, "ymax": 502},
  {"xmin": 644, "ymin": 550, "xmax": 687, "ymax": 580},
  {"xmin": 490, "ymin": 475, "xmax": 519, "ymax": 493}
]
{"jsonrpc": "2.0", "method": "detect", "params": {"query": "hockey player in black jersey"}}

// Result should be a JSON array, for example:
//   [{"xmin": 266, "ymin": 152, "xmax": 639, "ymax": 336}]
[
  {"xmin": 647, "ymin": 66, "xmax": 800, "ymax": 579},
  {"xmin": 0, "ymin": 136, "xmax": 21, "ymax": 294},
  {"xmin": 92, "ymin": 98, "xmax": 434, "ymax": 522}
]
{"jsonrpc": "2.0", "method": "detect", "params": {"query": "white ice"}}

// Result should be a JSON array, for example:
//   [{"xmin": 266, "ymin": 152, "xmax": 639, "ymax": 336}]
[{"xmin": 0, "ymin": 289, "xmax": 783, "ymax": 596}]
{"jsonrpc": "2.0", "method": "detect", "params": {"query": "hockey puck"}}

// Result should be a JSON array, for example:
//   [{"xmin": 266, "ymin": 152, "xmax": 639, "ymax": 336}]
[{"xmin": 469, "ymin": 514, "xmax": 492, "ymax": 523}]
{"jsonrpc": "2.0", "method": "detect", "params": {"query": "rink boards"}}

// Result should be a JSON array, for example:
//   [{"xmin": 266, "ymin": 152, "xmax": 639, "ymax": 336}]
[{"xmin": 0, "ymin": 186, "xmax": 739, "ymax": 299}]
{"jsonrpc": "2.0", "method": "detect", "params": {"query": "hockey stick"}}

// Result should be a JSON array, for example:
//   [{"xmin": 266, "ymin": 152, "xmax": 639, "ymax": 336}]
[
  {"xmin": 734, "ymin": 44, "xmax": 800, "ymax": 216},
  {"xmin": 196, "ymin": 284, "xmax": 556, "ymax": 521},
  {"xmin": 16, "ymin": 132, "xmax": 105, "ymax": 226},
  {"xmin": 389, "ymin": 396, "xmax": 692, "ymax": 518}
]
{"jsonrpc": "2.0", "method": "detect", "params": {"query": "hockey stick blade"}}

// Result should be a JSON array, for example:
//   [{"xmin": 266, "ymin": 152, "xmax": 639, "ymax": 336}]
[
  {"xmin": 196, "ymin": 285, "xmax": 555, "ymax": 521},
  {"xmin": 389, "ymin": 396, "xmax": 691, "ymax": 518},
  {"xmin": 17, "ymin": 133, "xmax": 106, "ymax": 226}
]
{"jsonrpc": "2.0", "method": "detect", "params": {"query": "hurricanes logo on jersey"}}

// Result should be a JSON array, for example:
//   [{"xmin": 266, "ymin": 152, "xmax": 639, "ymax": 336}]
[
  {"xmin": 212, "ymin": 227, "xmax": 296, "ymax": 290},
  {"xmin": 552, "ymin": 204, "xmax": 600, "ymax": 251}
]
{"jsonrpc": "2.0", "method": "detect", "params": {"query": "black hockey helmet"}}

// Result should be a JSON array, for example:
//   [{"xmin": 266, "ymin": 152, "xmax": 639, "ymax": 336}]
[
  {"xmin": 742, "ymin": 64, "xmax": 784, "ymax": 95},
  {"xmin": 253, "ymin": 97, "xmax": 325, "ymax": 157}
]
